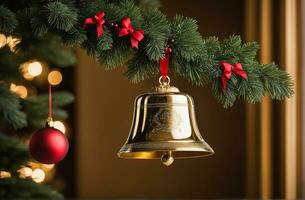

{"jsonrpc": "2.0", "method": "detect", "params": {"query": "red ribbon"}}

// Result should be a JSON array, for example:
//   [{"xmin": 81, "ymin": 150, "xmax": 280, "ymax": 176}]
[
  {"xmin": 220, "ymin": 61, "xmax": 248, "ymax": 91},
  {"xmin": 119, "ymin": 17, "xmax": 144, "ymax": 48},
  {"xmin": 159, "ymin": 48, "xmax": 172, "ymax": 80},
  {"xmin": 83, "ymin": 11, "xmax": 105, "ymax": 38},
  {"xmin": 48, "ymin": 83, "xmax": 52, "ymax": 118}
]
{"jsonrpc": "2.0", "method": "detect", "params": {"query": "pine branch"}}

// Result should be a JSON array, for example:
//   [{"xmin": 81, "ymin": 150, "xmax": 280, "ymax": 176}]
[
  {"xmin": 0, "ymin": 0, "xmax": 294, "ymax": 108},
  {"xmin": 126, "ymin": 50, "xmax": 158, "ymax": 82},
  {"xmin": 212, "ymin": 79, "xmax": 237, "ymax": 108},
  {"xmin": 258, "ymin": 63, "xmax": 294, "ymax": 99},
  {"xmin": 171, "ymin": 51, "xmax": 210, "ymax": 85},
  {"xmin": 97, "ymin": 27, "xmax": 113, "ymax": 50},
  {"xmin": 170, "ymin": 15, "xmax": 203, "ymax": 61},
  {"xmin": 0, "ymin": 85, "xmax": 27, "ymax": 130},
  {"xmin": 237, "ymin": 64, "xmax": 265, "ymax": 103},
  {"xmin": 79, "ymin": 0, "xmax": 108, "ymax": 21},
  {"xmin": 30, "ymin": 15, "xmax": 50, "ymax": 38},
  {"xmin": 142, "ymin": 9, "xmax": 170, "ymax": 61},
  {"xmin": 0, "ymin": 6, "xmax": 18, "ymax": 33},
  {"xmin": 44, "ymin": 1, "xmax": 78, "ymax": 32},
  {"xmin": 0, "ymin": 178, "xmax": 63, "ymax": 199},
  {"xmin": 61, "ymin": 26, "xmax": 87, "ymax": 47},
  {"xmin": 0, "ymin": 133, "xmax": 30, "ymax": 172},
  {"xmin": 37, "ymin": 38, "xmax": 77, "ymax": 67},
  {"xmin": 115, "ymin": 0, "xmax": 144, "ymax": 29},
  {"xmin": 0, "ymin": 47, "xmax": 24, "ymax": 81},
  {"xmin": 98, "ymin": 39, "xmax": 133, "ymax": 69}
]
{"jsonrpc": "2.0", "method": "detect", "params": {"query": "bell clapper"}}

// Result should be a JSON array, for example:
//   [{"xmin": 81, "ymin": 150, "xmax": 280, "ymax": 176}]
[{"xmin": 161, "ymin": 151, "xmax": 174, "ymax": 166}]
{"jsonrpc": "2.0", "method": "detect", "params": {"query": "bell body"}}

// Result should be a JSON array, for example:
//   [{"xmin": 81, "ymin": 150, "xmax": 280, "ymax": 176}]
[{"xmin": 118, "ymin": 85, "xmax": 214, "ymax": 161}]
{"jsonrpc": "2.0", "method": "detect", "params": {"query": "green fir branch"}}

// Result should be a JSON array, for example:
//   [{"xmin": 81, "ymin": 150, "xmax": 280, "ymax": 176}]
[
  {"xmin": 0, "ymin": 0, "xmax": 294, "ymax": 109},
  {"xmin": 142, "ymin": 9, "xmax": 170, "ymax": 61},
  {"xmin": 170, "ymin": 15, "xmax": 203, "ymax": 61},
  {"xmin": 0, "ymin": 178, "xmax": 63, "ymax": 199},
  {"xmin": 44, "ymin": 1, "xmax": 78, "ymax": 32},
  {"xmin": 0, "ymin": 133, "xmax": 30, "ymax": 172},
  {"xmin": 0, "ymin": 85, "xmax": 27, "ymax": 130},
  {"xmin": 0, "ymin": 6, "xmax": 18, "ymax": 33},
  {"xmin": 126, "ymin": 49, "xmax": 158, "ymax": 82},
  {"xmin": 258, "ymin": 63, "xmax": 294, "ymax": 99}
]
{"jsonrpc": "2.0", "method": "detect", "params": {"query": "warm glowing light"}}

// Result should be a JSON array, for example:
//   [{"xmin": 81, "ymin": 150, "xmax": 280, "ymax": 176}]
[
  {"xmin": 48, "ymin": 70, "xmax": 62, "ymax": 85},
  {"xmin": 11, "ymin": 85, "xmax": 28, "ymax": 99},
  {"xmin": 18, "ymin": 167, "xmax": 33, "ymax": 178},
  {"xmin": 10, "ymin": 83, "xmax": 17, "ymax": 91},
  {"xmin": 53, "ymin": 121, "xmax": 66, "ymax": 134},
  {"xmin": 43, "ymin": 164, "xmax": 55, "ymax": 170},
  {"xmin": 28, "ymin": 61, "xmax": 43, "ymax": 77},
  {"xmin": 32, "ymin": 169, "xmax": 45, "ymax": 183},
  {"xmin": 0, "ymin": 34, "xmax": 6, "ymax": 48},
  {"xmin": 20, "ymin": 62, "xmax": 33, "ymax": 80},
  {"xmin": 6, "ymin": 36, "xmax": 21, "ymax": 52},
  {"xmin": 0, "ymin": 171, "xmax": 11, "ymax": 178},
  {"xmin": 20, "ymin": 60, "xmax": 43, "ymax": 80},
  {"xmin": 10, "ymin": 83, "xmax": 28, "ymax": 98},
  {"xmin": 23, "ymin": 72, "xmax": 34, "ymax": 80}
]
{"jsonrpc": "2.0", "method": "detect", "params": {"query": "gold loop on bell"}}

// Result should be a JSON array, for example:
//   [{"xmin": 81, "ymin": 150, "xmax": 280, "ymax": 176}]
[
  {"xmin": 159, "ymin": 76, "xmax": 170, "ymax": 87},
  {"xmin": 118, "ymin": 77, "xmax": 214, "ymax": 166}
]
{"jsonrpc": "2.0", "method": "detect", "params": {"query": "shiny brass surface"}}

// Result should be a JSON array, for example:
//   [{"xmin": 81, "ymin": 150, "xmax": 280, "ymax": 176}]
[{"xmin": 118, "ymin": 79, "xmax": 214, "ymax": 164}]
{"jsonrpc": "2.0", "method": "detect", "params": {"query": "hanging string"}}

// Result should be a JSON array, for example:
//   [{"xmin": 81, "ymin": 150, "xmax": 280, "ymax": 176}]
[{"xmin": 48, "ymin": 83, "xmax": 52, "ymax": 119}]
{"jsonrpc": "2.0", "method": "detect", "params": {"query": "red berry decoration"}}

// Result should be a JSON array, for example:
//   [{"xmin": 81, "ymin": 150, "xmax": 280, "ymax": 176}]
[{"xmin": 29, "ymin": 126, "xmax": 69, "ymax": 164}]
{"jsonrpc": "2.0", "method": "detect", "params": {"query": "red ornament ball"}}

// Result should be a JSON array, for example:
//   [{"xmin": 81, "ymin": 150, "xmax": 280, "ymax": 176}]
[{"xmin": 29, "ymin": 127, "xmax": 69, "ymax": 164}]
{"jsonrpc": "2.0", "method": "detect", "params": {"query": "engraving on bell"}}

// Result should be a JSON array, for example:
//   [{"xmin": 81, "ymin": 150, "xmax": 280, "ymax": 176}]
[{"xmin": 118, "ymin": 83, "xmax": 214, "ymax": 165}]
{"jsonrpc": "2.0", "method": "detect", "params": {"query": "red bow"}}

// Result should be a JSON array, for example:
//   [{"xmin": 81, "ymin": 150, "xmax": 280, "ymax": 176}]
[
  {"xmin": 220, "ymin": 61, "xmax": 248, "ymax": 91},
  {"xmin": 83, "ymin": 11, "xmax": 105, "ymax": 38},
  {"xmin": 119, "ymin": 17, "xmax": 144, "ymax": 48}
]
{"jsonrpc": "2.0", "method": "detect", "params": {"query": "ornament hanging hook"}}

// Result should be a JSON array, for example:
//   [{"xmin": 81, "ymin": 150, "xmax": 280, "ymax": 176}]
[{"xmin": 159, "ymin": 76, "xmax": 170, "ymax": 87}]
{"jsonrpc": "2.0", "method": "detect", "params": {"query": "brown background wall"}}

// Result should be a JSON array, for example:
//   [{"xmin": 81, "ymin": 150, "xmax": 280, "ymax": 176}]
[{"xmin": 75, "ymin": 0, "xmax": 246, "ymax": 198}]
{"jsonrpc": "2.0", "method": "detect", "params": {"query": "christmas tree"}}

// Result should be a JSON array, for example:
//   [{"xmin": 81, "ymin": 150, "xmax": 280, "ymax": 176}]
[
  {"xmin": 0, "ymin": 6, "xmax": 74, "ymax": 200},
  {"xmin": 0, "ymin": 0, "xmax": 294, "ymax": 198}
]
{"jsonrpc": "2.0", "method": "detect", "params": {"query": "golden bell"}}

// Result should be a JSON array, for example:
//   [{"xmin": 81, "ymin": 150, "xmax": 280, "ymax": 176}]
[{"xmin": 118, "ymin": 77, "xmax": 214, "ymax": 166}]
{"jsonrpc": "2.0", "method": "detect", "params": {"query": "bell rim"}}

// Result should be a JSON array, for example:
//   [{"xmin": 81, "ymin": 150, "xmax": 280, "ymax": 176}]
[
  {"xmin": 117, "ymin": 150, "xmax": 214, "ymax": 159},
  {"xmin": 117, "ymin": 141, "xmax": 214, "ymax": 159}
]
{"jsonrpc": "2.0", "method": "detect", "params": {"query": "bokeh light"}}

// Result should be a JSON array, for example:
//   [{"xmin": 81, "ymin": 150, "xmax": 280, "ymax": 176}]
[
  {"xmin": 48, "ymin": 70, "xmax": 62, "ymax": 85},
  {"xmin": 28, "ymin": 61, "xmax": 43, "ymax": 77},
  {"xmin": 18, "ymin": 167, "xmax": 33, "ymax": 178},
  {"xmin": 23, "ymin": 72, "xmax": 34, "ymax": 80},
  {"xmin": 0, "ymin": 171, "xmax": 11, "ymax": 178},
  {"xmin": 10, "ymin": 83, "xmax": 16, "ymax": 91},
  {"xmin": 32, "ymin": 168, "xmax": 45, "ymax": 183},
  {"xmin": 10, "ymin": 83, "xmax": 28, "ymax": 99},
  {"xmin": 20, "ymin": 60, "xmax": 44, "ymax": 80},
  {"xmin": 53, "ymin": 121, "xmax": 66, "ymax": 134},
  {"xmin": 42, "ymin": 164, "xmax": 55, "ymax": 170},
  {"xmin": 0, "ymin": 34, "xmax": 6, "ymax": 48},
  {"xmin": 6, "ymin": 36, "xmax": 21, "ymax": 53}
]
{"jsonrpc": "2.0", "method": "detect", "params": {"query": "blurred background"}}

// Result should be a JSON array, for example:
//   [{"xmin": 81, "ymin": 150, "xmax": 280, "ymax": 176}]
[{"xmin": 7, "ymin": 0, "xmax": 303, "ymax": 199}]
